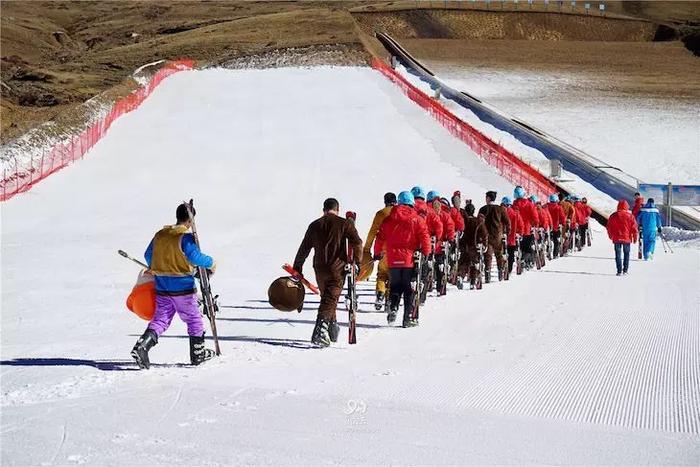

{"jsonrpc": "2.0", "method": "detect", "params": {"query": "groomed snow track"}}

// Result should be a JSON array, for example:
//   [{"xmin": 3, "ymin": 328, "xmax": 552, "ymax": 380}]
[{"xmin": 1, "ymin": 66, "xmax": 699, "ymax": 465}]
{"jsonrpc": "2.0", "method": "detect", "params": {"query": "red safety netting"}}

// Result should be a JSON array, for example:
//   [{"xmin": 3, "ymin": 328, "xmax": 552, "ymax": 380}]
[
  {"xmin": 372, "ymin": 58, "xmax": 556, "ymax": 201},
  {"xmin": 1, "ymin": 60, "xmax": 195, "ymax": 202}
]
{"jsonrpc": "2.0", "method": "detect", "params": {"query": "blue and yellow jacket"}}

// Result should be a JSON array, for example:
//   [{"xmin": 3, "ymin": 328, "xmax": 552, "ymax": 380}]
[{"xmin": 145, "ymin": 225, "xmax": 214, "ymax": 295}]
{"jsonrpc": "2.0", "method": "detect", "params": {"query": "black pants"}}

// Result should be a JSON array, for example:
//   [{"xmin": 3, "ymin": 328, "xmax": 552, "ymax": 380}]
[
  {"xmin": 614, "ymin": 242, "xmax": 630, "ymax": 274},
  {"xmin": 435, "ymin": 253, "xmax": 446, "ymax": 295},
  {"xmin": 507, "ymin": 245, "xmax": 518, "ymax": 273},
  {"xmin": 520, "ymin": 234, "xmax": 535, "ymax": 265},
  {"xmin": 551, "ymin": 230, "xmax": 561, "ymax": 258},
  {"xmin": 389, "ymin": 268, "xmax": 415, "ymax": 318},
  {"xmin": 578, "ymin": 223, "xmax": 589, "ymax": 248}
]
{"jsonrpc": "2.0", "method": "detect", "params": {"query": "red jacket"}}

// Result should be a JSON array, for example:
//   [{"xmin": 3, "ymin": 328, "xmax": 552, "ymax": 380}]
[
  {"xmin": 574, "ymin": 202, "xmax": 591, "ymax": 225},
  {"xmin": 450, "ymin": 206, "xmax": 465, "ymax": 232},
  {"xmin": 538, "ymin": 206, "xmax": 552, "ymax": 230},
  {"xmin": 606, "ymin": 200, "xmax": 638, "ymax": 244},
  {"xmin": 513, "ymin": 198, "xmax": 539, "ymax": 235},
  {"xmin": 375, "ymin": 205, "xmax": 431, "ymax": 268},
  {"xmin": 546, "ymin": 202, "xmax": 565, "ymax": 230},
  {"xmin": 505, "ymin": 206, "xmax": 524, "ymax": 246},
  {"xmin": 632, "ymin": 197, "xmax": 644, "ymax": 219},
  {"xmin": 416, "ymin": 201, "xmax": 443, "ymax": 251}
]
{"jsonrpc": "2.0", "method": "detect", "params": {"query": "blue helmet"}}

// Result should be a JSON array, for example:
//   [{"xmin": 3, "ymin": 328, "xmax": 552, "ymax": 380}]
[
  {"xmin": 411, "ymin": 186, "xmax": 426, "ymax": 199},
  {"xmin": 549, "ymin": 194, "xmax": 559, "ymax": 203},
  {"xmin": 501, "ymin": 196, "xmax": 513, "ymax": 206},
  {"xmin": 427, "ymin": 190, "xmax": 440, "ymax": 202},
  {"xmin": 530, "ymin": 195, "xmax": 539, "ymax": 203},
  {"xmin": 397, "ymin": 191, "xmax": 415, "ymax": 207},
  {"xmin": 514, "ymin": 186, "xmax": 526, "ymax": 199}
]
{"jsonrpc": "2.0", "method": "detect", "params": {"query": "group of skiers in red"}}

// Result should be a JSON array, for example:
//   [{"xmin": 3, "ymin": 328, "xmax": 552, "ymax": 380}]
[
  {"xmin": 364, "ymin": 185, "xmax": 593, "ymax": 329},
  {"xmin": 292, "ymin": 186, "xmax": 593, "ymax": 346}
]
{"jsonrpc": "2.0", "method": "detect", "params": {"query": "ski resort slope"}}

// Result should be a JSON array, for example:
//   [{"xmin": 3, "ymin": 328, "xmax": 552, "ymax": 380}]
[{"xmin": 2, "ymin": 67, "xmax": 700, "ymax": 465}]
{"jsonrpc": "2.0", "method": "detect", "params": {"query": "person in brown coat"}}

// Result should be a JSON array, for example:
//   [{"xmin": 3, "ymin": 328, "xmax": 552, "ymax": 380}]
[
  {"xmin": 477, "ymin": 191, "xmax": 511, "ymax": 282},
  {"xmin": 293, "ymin": 198, "xmax": 363, "ymax": 347},
  {"xmin": 457, "ymin": 202, "xmax": 488, "ymax": 289}
]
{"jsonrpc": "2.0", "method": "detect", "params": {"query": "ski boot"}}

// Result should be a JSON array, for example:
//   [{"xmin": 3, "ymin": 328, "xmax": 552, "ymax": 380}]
[
  {"xmin": 387, "ymin": 304, "xmax": 398, "ymax": 325},
  {"xmin": 328, "ymin": 319, "xmax": 340, "ymax": 343},
  {"xmin": 131, "ymin": 329, "xmax": 158, "ymax": 369},
  {"xmin": 375, "ymin": 291, "xmax": 385, "ymax": 311},
  {"xmin": 484, "ymin": 270, "xmax": 491, "ymax": 284},
  {"xmin": 311, "ymin": 316, "xmax": 331, "ymax": 348},
  {"xmin": 402, "ymin": 310, "xmax": 418, "ymax": 328},
  {"xmin": 498, "ymin": 269, "xmax": 504, "ymax": 281},
  {"xmin": 189, "ymin": 334, "xmax": 215, "ymax": 365}
]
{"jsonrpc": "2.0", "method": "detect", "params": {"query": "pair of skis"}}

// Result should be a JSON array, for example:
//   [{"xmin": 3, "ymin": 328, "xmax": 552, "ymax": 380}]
[
  {"xmin": 118, "ymin": 199, "xmax": 221, "ymax": 357},
  {"xmin": 282, "ymin": 210, "xmax": 357, "ymax": 345}
]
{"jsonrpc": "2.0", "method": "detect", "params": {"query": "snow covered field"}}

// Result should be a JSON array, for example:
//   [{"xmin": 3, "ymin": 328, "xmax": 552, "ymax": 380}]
[
  {"xmin": 424, "ymin": 62, "xmax": 700, "ymax": 185},
  {"xmin": 2, "ymin": 67, "xmax": 699, "ymax": 465}
]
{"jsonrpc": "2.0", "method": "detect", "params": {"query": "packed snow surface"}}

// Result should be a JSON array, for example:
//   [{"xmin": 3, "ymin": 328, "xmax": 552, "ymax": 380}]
[
  {"xmin": 2, "ymin": 67, "xmax": 699, "ymax": 465},
  {"xmin": 428, "ymin": 64, "xmax": 700, "ymax": 185}
]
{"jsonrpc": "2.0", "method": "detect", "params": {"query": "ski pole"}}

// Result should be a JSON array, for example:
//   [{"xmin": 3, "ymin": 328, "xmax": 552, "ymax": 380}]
[
  {"xmin": 118, "ymin": 249, "xmax": 148, "ymax": 269},
  {"xmin": 661, "ymin": 233, "xmax": 674, "ymax": 254}
]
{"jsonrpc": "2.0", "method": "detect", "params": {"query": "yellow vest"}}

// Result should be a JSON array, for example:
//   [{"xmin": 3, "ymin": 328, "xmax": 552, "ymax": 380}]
[{"xmin": 150, "ymin": 225, "xmax": 193, "ymax": 276}]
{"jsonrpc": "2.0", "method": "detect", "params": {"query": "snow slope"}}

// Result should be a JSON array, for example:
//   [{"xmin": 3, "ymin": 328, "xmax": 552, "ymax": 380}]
[
  {"xmin": 431, "ymin": 65, "xmax": 700, "ymax": 185},
  {"xmin": 2, "ymin": 67, "xmax": 699, "ymax": 465}
]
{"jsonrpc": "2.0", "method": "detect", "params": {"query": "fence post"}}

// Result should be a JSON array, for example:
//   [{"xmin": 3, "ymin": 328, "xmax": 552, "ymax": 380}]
[
  {"xmin": 41, "ymin": 148, "xmax": 45, "ymax": 176},
  {"xmin": 667, "ymin": 182, "xmax": 673, "ymax": 227}
]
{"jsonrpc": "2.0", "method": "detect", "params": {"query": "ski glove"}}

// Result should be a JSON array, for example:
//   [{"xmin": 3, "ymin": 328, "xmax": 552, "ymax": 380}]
[{"xmin": 657, "ymin": 228, "xmax": 662, "ymax": 234}]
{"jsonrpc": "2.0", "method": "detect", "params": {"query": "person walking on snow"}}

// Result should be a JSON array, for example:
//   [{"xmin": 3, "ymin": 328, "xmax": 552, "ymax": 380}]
[
  {"xmin": 358, "ymin": 192, "xmax": 396, "ymax": 310},
  {"xmin": 458, "ymin": 202, "xmax": 488, "ymax": 289},
  {"xmin": 574, "ymin": 196, "xmax": 591, "ymax": 250},
  {"xmin": 428, "ymin": 191, "xmax": 455, "ymax": 295},
  {"xmin": 374, "ymin": 191, "xmax": 431, "ymax": 326},
  {"xmin": 413, "ymin": 187, "xmax": 443, "ymax": 302},
  {"xmin": 606, "ymin": 200, "xmax": 638, "ymax": 275},
  {"xmin": 636, "ymin": 198, "xmax": 663, "ymax": 260},
  {"xmin": 293, "ymin": 198, "xmax": 363, "ymax": 347},
  {"xmin": 559, "ymin": 194, "xmax": 578, "ymax": 254},
  {"xmin": 513, "ymin": 186, "xmax": 538, "ymax": 269},
  {"xmin": 131, "ymin": 203, "xmax": 217, "ymax": 369},
  {"xmin": 632, "ymin": 192, "xmax": 645, "ymax": 220},
  {"xmin": 546, "ymin": 194, "xmax": 566, "ymax": 258},
  {"xmin": 501, "ymin": 197, "xmax": 524, "ymax": 274},
  {"xmin": 478, "ymin": 190, "xmax": 511, "ymax": 282}
]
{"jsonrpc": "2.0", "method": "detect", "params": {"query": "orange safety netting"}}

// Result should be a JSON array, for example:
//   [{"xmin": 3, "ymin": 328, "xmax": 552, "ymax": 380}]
[
  {"xmin": 1, "ymin": 60, "xmax": 195, "ymax": 201},
  {"xmin": 372, "ymin": 57, "xmax": 556, "ymax": 201}
]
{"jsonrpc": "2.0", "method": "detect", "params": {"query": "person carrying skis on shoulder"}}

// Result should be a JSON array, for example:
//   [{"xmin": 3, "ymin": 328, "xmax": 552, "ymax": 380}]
[
  {"xmin": 131, "ymin": 203, "xmax": 217, "ymax": 369},
  {"xmin": 546, "ymin": 194, "xmax": 566, "ymax": 258},
  {"xmin": 513, "ymin": 186, "xmax": 538, "ymax": 269},
  {"xmin": 458, "ymin": 201, "xmax": 488, "ymax": 289},
  {"xmin": 606, "ymin": 199, "xmax": 638, "ymax": 275},
  {"xmin": 429, "ymin": 191, "xmax": 455, "ymax": 295},
  {"xmin": 636, "ymin": 198, "xmax": 663, "ymax": 261},
  {"xmin": 501, "ymin": 197, "xmax": 524, "ymax": 275},
  {"xmin": 374, "ymin": 191, "xmax": 431, "ymax": 326},
  {"xmin": 358, "ymin": 192, "xmax": 397, "ymax": 310},
  {"xmin": 293, "ymin": 198, "xmax": 363, "ymax": 347},
  {"xmin": 478, "ymin": 190, "xmax": 511, "ymax": 282}
]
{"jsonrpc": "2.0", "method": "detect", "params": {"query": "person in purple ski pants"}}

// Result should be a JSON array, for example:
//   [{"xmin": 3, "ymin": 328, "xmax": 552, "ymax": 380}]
[{"xmin": 131, "ymin": 203, "xmax": 217, "ymax": 369}]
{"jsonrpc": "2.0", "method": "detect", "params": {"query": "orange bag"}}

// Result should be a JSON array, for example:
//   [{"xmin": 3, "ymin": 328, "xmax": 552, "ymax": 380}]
[{"xmin": 126, "ymin": 270, "xmax": 156, "ymax": 321}]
